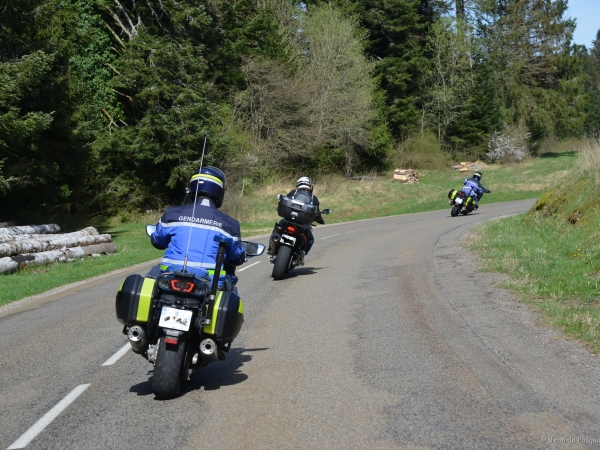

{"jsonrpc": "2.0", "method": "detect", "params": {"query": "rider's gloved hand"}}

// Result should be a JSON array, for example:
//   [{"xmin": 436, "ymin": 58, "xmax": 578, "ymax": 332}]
[{"xmin": 317, "ymin": 219, "xmax": 325, "ymax": 225}]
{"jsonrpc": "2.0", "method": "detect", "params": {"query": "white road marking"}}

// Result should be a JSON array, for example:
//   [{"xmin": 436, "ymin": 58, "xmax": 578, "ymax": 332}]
[
  {"xmin": 237, "ymin": 260, "xmax": 262, "ymax": 272},
  {"xmin": 346, "ymin": 229, "xmax": 363, "ymax": 233},
  {"xmin": 8, "ymin": 384, "xmax": 91, "ymax": 449},
  {"xmin": 320, "ymin": 234, "xmax": 340, "ymax": 240},
  {"xmin": 101, "ymin": 343, "xmax": 131, "ymax": 366}
]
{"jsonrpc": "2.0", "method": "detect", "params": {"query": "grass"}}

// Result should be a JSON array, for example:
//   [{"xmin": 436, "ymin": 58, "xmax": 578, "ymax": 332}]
[
  {"xmin": 228, "ymin": 150, "xmax": 577, "ymax": 236},
  {"xmin": 466, "ymin": 138, "xmax": 600, "ymax": 353},
  {"xmin": 0, "ymin": 149, "xmax": 579, "ymax": 308}
]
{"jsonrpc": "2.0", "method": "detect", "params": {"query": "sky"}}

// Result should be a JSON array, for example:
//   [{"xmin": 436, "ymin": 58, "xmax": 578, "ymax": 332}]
[{"xmin": 566, "ymin": 0, "xmax": 599, "ymax": 48}]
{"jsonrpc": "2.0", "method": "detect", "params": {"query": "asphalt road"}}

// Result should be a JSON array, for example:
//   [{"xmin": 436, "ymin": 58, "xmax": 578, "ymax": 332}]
[{"xmin": 1, "ymin": 199, "xmax": 600, "ymax": 449}]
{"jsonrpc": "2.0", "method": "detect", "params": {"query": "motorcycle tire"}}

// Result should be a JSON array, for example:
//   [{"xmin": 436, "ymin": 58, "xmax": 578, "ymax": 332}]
[
  {"xmin": 272, "ymin": 246, "xmax": 292, "ymax": 280},
  {"xmin": 152, "ymin": 337, "xmax": 186, "ymax": 400},
  {"xmin": 451, "ymin": 205, "xmax": 460, "ymax": 217}
]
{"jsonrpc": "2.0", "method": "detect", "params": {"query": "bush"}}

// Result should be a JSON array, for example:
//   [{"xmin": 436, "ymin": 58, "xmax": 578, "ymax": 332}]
[
  {"xmin": 393, "ymin": 134, "xmax": 452, "ymax": 170},
  {"xmin": 486, "ymin": 127, "xmax": 530, "ymax": 162}
]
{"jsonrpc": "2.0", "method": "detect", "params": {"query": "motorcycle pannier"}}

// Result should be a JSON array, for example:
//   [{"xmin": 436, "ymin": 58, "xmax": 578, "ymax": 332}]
[
  {"xmin": 448, "ymin": 189, "xmax": 459, "ymax": 200},
  {"xmin": 204, "ymin": 290, "xmax": 244, "ymax": 343},
  {"xmin": 277, "ymin": 196, "xmax": 317, "ymax": 224},
  {"xmin": 116, "ymin": 274, "xmax": 156, "ymax": 326}
]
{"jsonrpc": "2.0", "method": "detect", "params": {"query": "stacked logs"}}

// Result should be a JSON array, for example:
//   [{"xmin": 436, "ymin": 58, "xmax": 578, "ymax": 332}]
[
  {"xmin": 392, "ymin": 169, "xmax": 419, "ymax": 183},
  {"xmin": 0, "ymin": 224, "xmax": 117, "ymax": 274}
]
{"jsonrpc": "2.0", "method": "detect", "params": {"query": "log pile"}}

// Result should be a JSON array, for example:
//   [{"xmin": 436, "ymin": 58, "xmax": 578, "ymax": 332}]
[
  {"xmin": 392, "ymin": 169, "xmax": 419, "ymax": 183},
  {"xmin": 451, "ymin": 161, "xmax": 485, "ymax": 172},
  {"xmin": 0, "ymin": 223, "xmax": 117, "ymax": 274}
]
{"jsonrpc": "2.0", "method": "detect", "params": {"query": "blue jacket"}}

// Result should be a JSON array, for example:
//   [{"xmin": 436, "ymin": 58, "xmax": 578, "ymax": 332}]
[
  {"xmin": 151, "ymin": 197, "xmax": 245, "ymax": 278},
  {"xmin": 462, "ymin": 177, "xmax": 489, "ymax": 198}
]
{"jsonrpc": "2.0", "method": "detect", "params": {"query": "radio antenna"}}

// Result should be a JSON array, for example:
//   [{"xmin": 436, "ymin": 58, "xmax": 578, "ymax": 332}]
[{"xmin": 182, "ymin": 136, "xmax": 208, "ymax": 272}]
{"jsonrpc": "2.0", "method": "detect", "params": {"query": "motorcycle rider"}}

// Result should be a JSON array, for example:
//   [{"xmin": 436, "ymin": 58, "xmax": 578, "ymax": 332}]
[
  {"xmin": 286, "ymin": 176, "xmax": 325, "ymax": 266},
  {"xmin": 463, "ymin": 171, "xmax": 491, "ymax": 209},
  {"xmin": 150, "ymin": 166, "xmax": 246, "ymax": 284}
]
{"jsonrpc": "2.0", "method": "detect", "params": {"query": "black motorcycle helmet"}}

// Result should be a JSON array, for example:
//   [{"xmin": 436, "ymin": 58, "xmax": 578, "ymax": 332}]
[
  {"xmin": 472, "ymin": 171, "xmax": 482, "ymax": 181},
  {"xmin": 187, "ymin": 166, "xmax": 227, "ymax": 208}
]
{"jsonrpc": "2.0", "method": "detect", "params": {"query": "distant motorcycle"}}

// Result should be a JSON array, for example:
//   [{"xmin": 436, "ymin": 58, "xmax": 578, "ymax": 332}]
[
  {"xmin": 116, "ymin": 226, "xmax": 264, "ymax": 399},
  {"xmin": 448, "ymin": 187, "xmax": 477, "ymax": 216},
  {"xmin": 267, "ymin": 194, "xmax": 331, "ymax": 279}
]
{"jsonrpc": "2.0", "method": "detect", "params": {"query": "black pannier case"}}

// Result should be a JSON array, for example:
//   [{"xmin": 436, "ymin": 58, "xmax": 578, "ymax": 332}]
[
  {"xmin": 116, "ymin": 274, "xmax": 157, "ymax": 326},
  {"xmin": 277, "ymin": 196, "xmax": 318, "ymax": 224},
  {"xmin": 207, "ymin": 290, "xmax": 244, "ymax": 343}
]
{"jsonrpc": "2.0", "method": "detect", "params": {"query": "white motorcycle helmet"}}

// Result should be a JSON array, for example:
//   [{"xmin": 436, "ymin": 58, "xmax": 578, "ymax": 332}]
[{"xmin": 296, "ymin": 176, "xmax": 313, "ymax": 192}]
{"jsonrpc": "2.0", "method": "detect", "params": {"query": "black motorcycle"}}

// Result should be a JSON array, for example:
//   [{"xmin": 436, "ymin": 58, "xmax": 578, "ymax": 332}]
[
  {"xmin": 267, "ymin": 194, "xmax": 331, "ymax": 279},
  {"xmin": 116, "ymin": 228, "xmax": 264, "ymax": 399},
  {"xmin": 448, "ymin": 187, "xmax": 477, "ymax": 216}
]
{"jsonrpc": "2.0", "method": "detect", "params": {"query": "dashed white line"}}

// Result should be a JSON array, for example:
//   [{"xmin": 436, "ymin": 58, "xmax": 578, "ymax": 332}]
[
  {"xmin": 346, "ymin": 229, "xmax": 363, "ymax": 233},
  {"xmin": 101, "ymin": 343, "xmax": 131, "ymax": 366},
  {"xmin": 320, "ymin": 234, "xmax": 341, "ymax": 240},
  {"xmin": 237, "ymin": 260, "xmax": 262, "ymax": 272},
  {"xmin": 8, "ymin": 384, "xmax": 91, "ymax": 449}
]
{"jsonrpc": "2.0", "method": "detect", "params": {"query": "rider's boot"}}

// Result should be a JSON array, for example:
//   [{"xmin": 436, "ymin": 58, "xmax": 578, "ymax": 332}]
[{"xmin": 297, "ymin": 250, "xmax": 305, "ymax": 266}]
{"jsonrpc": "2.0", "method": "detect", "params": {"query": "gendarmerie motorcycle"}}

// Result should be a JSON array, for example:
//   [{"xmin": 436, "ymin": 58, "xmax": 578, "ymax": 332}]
[
  {"xmin": 116, "ymin": 227, "xmax": 264, "ymax": 399},
  {"xmin": 267, "ymin": 194, "xmax": 330, "ymax": 279},
  {"xmin": 448, "ymin": 186, "xmax": 478, "ymax": 216}
]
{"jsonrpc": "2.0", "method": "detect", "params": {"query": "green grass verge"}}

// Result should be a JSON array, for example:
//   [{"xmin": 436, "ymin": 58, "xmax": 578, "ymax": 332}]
[
  {"xmin": 0, "ymin": 221, "xmax": 164, "ymax": 307},
  {"xmin": 466, "ymin": 170, "xmax": 600, "ymax": 354},
  {"xmin": 0, "ymin": 150, "xmax": 578, "ymax": 307}
]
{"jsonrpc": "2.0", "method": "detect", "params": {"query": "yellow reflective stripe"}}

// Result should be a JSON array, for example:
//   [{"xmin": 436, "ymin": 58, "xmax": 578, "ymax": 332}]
[
  {"xmin": 206, "ymin": 269, "xmax": 226, "ymax": 277},
  {"xmin": 136, "ymin": 278, "xmax": 155, "ymax": 322},
  {"xmin": 203, "ymin": 291, "xmax": 222, "ymax": 335},
  {"xmin": 159, "ymin": 264, "xmax": 168, "ymax": 271},
  {"xmin": 238, "ymin": 299, "xmax": 244, "ymax": 315},
  {"xmin": 191, "ymin": 174, "xmax": 223, "ymax": 188}
]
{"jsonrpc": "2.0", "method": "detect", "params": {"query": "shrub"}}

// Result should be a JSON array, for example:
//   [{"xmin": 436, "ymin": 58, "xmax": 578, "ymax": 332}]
[{"xmin": 486, "ymin": 127, "xmax": 530, "ymax": 162}]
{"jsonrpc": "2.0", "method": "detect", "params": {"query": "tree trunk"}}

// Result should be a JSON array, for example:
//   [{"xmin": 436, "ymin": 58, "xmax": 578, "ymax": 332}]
[
  {"xmin": 0, "ymin": 224, "xmax": 61, "ymax": 235},
  {"xmin": 0, "ymin": 234, "xmax": 112, "ymax": 258},
  {"xmin": 0, "ymin": 227, "xmax": 99, "ymax": 244}
]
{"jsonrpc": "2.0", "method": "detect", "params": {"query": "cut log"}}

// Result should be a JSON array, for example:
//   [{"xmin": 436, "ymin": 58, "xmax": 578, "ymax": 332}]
[
  {"xmin": 392, "ymin": 168, "xmax": 419, "ymax": 183},
  {"xmin": 0, "ymin": 221, "xmax": 16, "ymax": 228},
  {"xmin": 0, "ymin": 227, "xmax": 99, "ymax": 244},
  {"xmin": 0, "ymin": 234, "xmax": 112, "ymax": 258},
  {"xmin": 80, "ymin": 243, "xmax": 118, "ymax": 255},
  {"xmin": 0, "ymin": 224, "xmax": 61, "ymax": 235},
  {"xmin": 0, "ymin": 257, "xmax": 18, "ymax": 274}
]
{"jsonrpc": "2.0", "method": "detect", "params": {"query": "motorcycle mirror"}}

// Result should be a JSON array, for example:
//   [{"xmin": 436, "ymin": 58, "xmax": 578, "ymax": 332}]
[
  {"xmin": 146, "ymin": 224, "xmax": 157, "ymax": 236},
  {"xmin": 242, "ymin": 242, "xmax": 266, "ymax": 257},
  {"xmin": 322, "ymin": 209, "xmax": 331, "ymax": 214},
  {"xmin": 277, "ymin": 194, "xmax": 282, "ymax": 200}
]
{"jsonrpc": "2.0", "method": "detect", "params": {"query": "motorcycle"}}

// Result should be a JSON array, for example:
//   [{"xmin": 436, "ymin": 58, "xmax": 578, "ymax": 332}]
[
  {"xmin": 449, "ymin": 186, "xmax": 485, "ymax": 217},
  {"xmin": 267, "ymin": 194, "xmax": 331, "ymax": 279},
  {"xmin": 116, "ymin": 227, "xmax": 265, "ymax": 399}
]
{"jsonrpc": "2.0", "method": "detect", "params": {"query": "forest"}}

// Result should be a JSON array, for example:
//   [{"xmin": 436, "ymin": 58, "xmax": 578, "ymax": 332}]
[{"xmin": 1, "ymin": 0, "xmax": 600, "ymax": 221}]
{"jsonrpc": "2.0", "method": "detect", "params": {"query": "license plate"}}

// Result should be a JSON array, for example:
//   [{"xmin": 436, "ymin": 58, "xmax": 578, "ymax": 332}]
[
  {"xmin": 281, "ymin": 234, "xmax": 297, "ymax": 245},
  {"xmin": 455, "ymin": 198, "xmax": 463, "ymax": 204},
  {"xmin": 159, "ymin": 307, "xmax": 193, "ymax": 331}
]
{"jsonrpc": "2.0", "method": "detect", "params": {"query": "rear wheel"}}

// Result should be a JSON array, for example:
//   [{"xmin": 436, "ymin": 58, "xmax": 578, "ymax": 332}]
[
  {"xmin": 152, "ymin": 338, "xmax": 186, "ymax": 399},
  {"xmin": 451, "ymin": 205, "xmax": 460, "ymax": 217},
  {"xmin": 272, "ymin": 245, "xmax": 292, "ymax": 280}
]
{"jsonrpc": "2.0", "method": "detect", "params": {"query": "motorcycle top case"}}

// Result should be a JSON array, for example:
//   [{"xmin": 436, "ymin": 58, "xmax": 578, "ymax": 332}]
[
  {"xmin": 204, "ymin": 290, "xmax": 244, "ymax": 343},
  {"xmin": 277, "ymin": 196, "xmax": 317, "ymax": 224},
  {"xmin": 116, "ymin": 274, "xmax": 157, "ymax": 326}
]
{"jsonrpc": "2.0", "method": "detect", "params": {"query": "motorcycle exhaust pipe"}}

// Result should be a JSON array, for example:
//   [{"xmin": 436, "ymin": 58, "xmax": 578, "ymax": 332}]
[
  {"xmin": 199, "ymin": 338, "xmax": 218, "ymax": 363},
  {"xmin": 127, "ymin": 325, "xmax": 148, "ymax": 354}
]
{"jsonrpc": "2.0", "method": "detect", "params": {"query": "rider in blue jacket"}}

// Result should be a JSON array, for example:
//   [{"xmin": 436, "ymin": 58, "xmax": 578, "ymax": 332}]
[
  {"xmin": 150, "ymin": 166, "xmax": 246, "ymax": 283},
  {"xmin": 462, "ymin": 171, "xmax": 491, "ymax": 208}
]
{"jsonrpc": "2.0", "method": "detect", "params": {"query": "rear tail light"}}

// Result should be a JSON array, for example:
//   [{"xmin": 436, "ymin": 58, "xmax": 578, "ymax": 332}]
[
  {"xmin": 286, "ymin": 225, "xmax": 297, "ymax": 233},
  {"xmin": 164, "ymin": 337, "xmax": 178, "ymax": 345}
]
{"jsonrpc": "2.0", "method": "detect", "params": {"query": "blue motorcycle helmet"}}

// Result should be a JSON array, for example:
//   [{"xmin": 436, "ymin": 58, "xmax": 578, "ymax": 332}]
[{"xmin": 188, "ymin": 166, "xmax": 227, "ymax": 208}]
